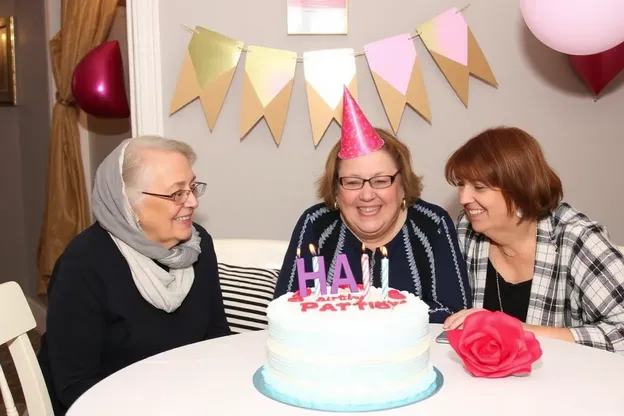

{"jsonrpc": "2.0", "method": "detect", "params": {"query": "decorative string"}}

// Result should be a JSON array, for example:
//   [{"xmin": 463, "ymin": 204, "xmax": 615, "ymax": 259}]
[
  {"xmin": 55, "ymin": 92, "xmax": 76, "ymax": 107},
  {"xmin": 180, "ymin": 4, "xmax": 470, "ymax": 62}
]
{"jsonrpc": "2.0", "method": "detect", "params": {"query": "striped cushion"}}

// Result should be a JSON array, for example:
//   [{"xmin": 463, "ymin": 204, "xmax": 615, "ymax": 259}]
[{"xmin": 218, "ymin": 263, "xmax": 279, "ymax": 333}]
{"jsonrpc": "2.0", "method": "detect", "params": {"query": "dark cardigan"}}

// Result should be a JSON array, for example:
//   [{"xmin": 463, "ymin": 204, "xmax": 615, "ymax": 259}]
[
  {"xmin": 274, "ymin": 199, "xmax": 472, "ymax": 323},
  {"xmin": 38, "ymin": 222, "xmax": 231, "ymax": 415}
]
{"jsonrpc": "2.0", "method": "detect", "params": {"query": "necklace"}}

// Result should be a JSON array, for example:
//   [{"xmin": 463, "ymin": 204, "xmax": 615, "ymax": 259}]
[
  {"xmin": 495, "ymin": 271, "xmax": 504, "ymax": 312},
  {"xmin": 494, "ymin": 223, "xmax": 539, "ymax": 258}
]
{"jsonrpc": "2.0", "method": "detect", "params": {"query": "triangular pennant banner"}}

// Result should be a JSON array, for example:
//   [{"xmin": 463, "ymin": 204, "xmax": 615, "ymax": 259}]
[
  {"xmin": 365, "ymin": 34, "xmax": 431, "ymax": 133},
  {"xmin": 169, "ymin": 27, "xmax": 243, "ymax": 130},
  {"xmin": 303, "ymin": 49, "xmax": 357, "ymax": 146},
  {"xmin": 240, "ymin": 45, "xmax": 297, "ymax": 145},
  {"xmin": 418, "ymin": 8, "xmax": 497, "ymax": 106},
  {"xmin": 169, "ymin": 50, "xmax": 200, "ymax": 115}
]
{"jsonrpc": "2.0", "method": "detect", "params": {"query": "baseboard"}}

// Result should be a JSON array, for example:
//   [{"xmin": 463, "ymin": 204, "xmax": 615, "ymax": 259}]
[{"xmin": 26, "ymin": 297, "xmax": 47, "ymax": 334}]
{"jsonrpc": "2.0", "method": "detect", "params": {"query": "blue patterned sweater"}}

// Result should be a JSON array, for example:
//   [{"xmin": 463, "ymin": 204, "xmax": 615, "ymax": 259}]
[{"xmin": 274, "ymin": 199, "xmax": 473, "ymax": 323}]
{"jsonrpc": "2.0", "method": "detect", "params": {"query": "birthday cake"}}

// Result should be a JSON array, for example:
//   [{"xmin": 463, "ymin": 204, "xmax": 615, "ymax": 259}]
[
  {"xmin": 258, "ymin": 86, "xmax": 438, "ymax": 410},
  {"xmin": 261, "ymin": 285, "xmax": 436, "ymax": 409}
]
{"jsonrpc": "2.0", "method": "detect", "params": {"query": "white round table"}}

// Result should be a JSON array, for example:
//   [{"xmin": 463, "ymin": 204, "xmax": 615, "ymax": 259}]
[{"xmin": 66, "ymin": 324, "xmax": 624, "ymax": 415}]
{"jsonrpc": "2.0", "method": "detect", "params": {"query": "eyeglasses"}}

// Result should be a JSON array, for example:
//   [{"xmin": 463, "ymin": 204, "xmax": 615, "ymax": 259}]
[
  {"xmin": 338, "ymin": 171, "xmax": 401, "ymax": 190},
  {"xmin": 142, "ymin": 182, "xmax": 207, "ymax": 205}
]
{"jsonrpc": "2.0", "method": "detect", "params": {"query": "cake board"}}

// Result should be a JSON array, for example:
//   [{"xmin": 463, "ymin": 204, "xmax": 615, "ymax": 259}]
[{"xmin": 252, "ymin": 366, "xmax": 444, "ymax": 412}]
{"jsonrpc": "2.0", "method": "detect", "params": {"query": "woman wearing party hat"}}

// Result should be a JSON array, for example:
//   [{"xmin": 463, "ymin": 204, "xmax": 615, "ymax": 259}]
[{"xmin": 273, "ymin": 87, "xmax": 472, "ymax": 323}]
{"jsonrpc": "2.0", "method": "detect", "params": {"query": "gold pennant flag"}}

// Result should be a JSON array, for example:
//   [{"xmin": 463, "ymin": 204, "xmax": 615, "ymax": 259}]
[
  {"xmin": 169, "ymin": 27, "xmax": 244, "ymax": 130},
  {"xmin": 418, "ymin": 8, "xmax": 497, "ymax": 106},
  {"xmin": 303, "ymin": 49, "xmax": 357, "ymax": 146},
  {"xmin": 364, "ymin": 34, "xmax": 431, "ymax": 134},
  {"xmin": 240, "ymin": 46, "xmax": 297, "ymax": 146}
]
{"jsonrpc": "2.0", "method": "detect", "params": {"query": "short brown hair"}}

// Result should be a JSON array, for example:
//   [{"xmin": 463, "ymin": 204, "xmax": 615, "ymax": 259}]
[
  {"xmin": 317, "ymin": 128, "xmax": 423, "ymax": 208},
  {"xmin": 444, "ymin": 126, "xmax": 563, "ymax": 221}
]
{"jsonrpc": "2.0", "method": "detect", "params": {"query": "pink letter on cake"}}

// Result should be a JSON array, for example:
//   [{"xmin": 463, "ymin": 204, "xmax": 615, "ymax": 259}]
[
  {"xmin": 330, "ymin": 254, "xmax": 359, "ymax": 294},
  {"xmin": 296, "ymin": 256, "xmax": 327, "ymax": 296}
]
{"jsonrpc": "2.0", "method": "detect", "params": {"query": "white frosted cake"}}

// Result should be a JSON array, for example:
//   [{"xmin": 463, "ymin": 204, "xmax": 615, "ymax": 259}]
[{"xmin": 261, "ymin": 286, "xmax": 436, "ymax": 410}]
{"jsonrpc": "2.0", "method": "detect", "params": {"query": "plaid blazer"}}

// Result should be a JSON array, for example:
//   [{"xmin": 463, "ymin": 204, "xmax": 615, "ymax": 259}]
[{"xmin": 457, "ymin": 202, "xmax": 624, "ymax": 354}]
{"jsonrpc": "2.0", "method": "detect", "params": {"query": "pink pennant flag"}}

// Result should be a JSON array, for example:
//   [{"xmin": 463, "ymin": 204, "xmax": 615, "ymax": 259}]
[
  {"xmin": 418, "ymin": 8, "xmax": 497, "ymax": 106},
  {"xmin": 365, "ymin": 34, "xmax": 431, "ymax": 132},
  {"xmin": 366, "ymin": 34, "xmax": 416, "ymax": 95}
]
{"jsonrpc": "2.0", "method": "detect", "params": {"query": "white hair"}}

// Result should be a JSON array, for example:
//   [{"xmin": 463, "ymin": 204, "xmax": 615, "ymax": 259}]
[{"xmin": 122, "ymin": 136, "xmax": 197, "ymax": 208}]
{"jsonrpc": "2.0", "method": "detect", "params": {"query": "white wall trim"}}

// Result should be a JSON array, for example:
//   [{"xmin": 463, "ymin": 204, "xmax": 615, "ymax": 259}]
[
  {"xmin": 126, "ymin": 0, "xmax": 164, "ymax": 137},
  {"xmin": 27, "ymin": 297, "xmax": 47, "ymax": 334},
  {"xmin": 44, "ymin": 0, "xmax": 60, "ymax": 113}
]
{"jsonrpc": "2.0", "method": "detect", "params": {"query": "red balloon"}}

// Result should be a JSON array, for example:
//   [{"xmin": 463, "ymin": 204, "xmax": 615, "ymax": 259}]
[
  {"xmin": 71, "ymin": 41, "xmax": 130, "ymax": 118},
  {"xmin": 569, "ymin": 41, "xmax": 624, "ymax": 98}
]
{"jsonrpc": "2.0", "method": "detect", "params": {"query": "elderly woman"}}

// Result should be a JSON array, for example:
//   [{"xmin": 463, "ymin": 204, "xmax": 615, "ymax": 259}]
[
  {"xmin": 273, "ymin": 89, "xmax": 472, "ymax": 323},
  {"xmin": 443, "ymin": 126, "xmax": 624, "ymax": 354},
  {"xmin": 37, "ymin": 136, "xmax": 231, "ymax": 415}
]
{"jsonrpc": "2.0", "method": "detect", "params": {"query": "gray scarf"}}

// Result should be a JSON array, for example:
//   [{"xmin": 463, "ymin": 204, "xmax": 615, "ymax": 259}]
[{"xmin": 91, "ymin": 139, "xmax": 201, "ymax": 312}]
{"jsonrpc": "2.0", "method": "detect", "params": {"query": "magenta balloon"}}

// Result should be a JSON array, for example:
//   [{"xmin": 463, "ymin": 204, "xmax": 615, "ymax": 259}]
[
  {"xmin": 71, "ymin": 41, "xmax": 130, "ymax": 118},
  {"xmin": 520, "ymin": 0, "xmax": 624, "ymax": 55},
  {"xmin": 569, "ymin": 41, "xmax": 624, "ymax": 97}
]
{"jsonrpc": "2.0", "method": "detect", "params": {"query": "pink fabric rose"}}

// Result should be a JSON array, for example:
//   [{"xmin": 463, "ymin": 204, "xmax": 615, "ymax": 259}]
[{"xmin": 447, "ymin": 310, "xmax": 543, "ymax": 378}]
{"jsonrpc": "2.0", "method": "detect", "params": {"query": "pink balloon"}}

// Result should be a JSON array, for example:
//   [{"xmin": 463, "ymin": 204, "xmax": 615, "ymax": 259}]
[
  {"xmin": 71, "ymin": 41, "xmax": 130, "ymax": 118},
  {"xmin": 520, "ymin": 0, "xmax": 624, "ymax": 55}
]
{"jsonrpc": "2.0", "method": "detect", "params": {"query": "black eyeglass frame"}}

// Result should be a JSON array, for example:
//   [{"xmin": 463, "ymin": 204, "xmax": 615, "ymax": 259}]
[{"xmin": 338, "ymin": 171, "xmax": 401, "ymax": 190}]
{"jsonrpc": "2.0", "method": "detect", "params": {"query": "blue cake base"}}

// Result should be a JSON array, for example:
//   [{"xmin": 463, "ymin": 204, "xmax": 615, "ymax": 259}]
[{"xmin": 252, "ymin": 366, "xmax": 444, "ymax": 412}]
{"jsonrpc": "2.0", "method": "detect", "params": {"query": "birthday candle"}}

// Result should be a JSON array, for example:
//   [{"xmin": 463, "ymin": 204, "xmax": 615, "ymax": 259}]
[
  {"xmin": 361, "ymin": 243, "xmax": 370, "ymax": 300},
  {"xmin": 296, "ymin": 247, "xmax": 310, "ymax": 297},
  {"xmin": 380, "ymin": 246, "xmax": 389, "ymax": 300},
  {"xmin": 309, "ymin": 244, "xmax": 321, "ymax": 297}
]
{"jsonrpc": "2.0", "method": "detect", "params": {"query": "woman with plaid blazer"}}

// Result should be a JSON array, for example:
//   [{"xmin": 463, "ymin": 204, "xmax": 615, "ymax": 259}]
[{"xmin": 442, "ymin": 126, "xmax": 624, "ymax": 354}]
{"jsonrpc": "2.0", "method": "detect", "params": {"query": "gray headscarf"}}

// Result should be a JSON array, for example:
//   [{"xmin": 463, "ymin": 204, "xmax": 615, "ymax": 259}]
[{"xmin": 91, "ymin": 139, "xmax": 201, "ymax": 312}]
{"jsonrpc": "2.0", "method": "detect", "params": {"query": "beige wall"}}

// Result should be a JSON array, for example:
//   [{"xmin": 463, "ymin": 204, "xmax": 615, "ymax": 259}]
[
  {"xmin": 0, "ymin": 0, "xmax": 50, "ymax": 296},
  {"xmin": 16, "ymin": 0, "xmax": 52, "ymax": 296},
  {"xmin": 86, "ymin": 6, "xmax": 131, "ymax": 177},
  {"xmin": 0, "ymin": 2, "xmax": 23, "ymax": 289},
  {"xmin": 158, "ymin": 0, "xmax": 624, "ymax": 244},
  {"xmin": 0, "ymin": 1, "xmax": 129, "ymax": 297}
]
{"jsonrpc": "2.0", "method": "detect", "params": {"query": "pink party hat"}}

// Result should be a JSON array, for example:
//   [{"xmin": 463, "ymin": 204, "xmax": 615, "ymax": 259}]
[{"xmin": 338, "ymin": 86, "xmax": 385, "ymax": 159}]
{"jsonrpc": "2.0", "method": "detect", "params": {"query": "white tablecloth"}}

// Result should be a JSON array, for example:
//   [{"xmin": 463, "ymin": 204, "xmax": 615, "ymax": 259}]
[{"xmin": 67, "ymin": 324, "xmax": 624, "ymax": 415}]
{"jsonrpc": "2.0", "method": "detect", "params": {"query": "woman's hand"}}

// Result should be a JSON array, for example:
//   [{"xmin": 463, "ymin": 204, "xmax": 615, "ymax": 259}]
[
  {"xmin": 521, "ymin": 323, "xmax": 575, "ymax": 342},
  {"xmin": 443, "ymin": 308, "xmax": 488, "ymax": 330}
]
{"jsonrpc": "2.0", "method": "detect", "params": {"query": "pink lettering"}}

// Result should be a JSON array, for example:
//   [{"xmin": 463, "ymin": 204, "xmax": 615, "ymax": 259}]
[
  {"xmin": 335, "ymin": 302, "xmax": 350, "ymax": 311},
  {"xmin": 288, "ymin": 295, "xmax": 303, "ymax": 303},
  {"xmin": 374, "ymin": 301, "xmax": 390, "ymax": 309},
  {"xmin": 319, "ymin": 303, "xmax": 337, "ymax": 312},
  {"xmin": 301, "ymin": 302, "xmax": 318, "ymax": 312}
]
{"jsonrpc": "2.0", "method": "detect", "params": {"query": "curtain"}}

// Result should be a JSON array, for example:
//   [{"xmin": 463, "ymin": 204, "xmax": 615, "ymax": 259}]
[{"xmin": 37, "ymin": 0, "xmax": 119, "ymax": 294}]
